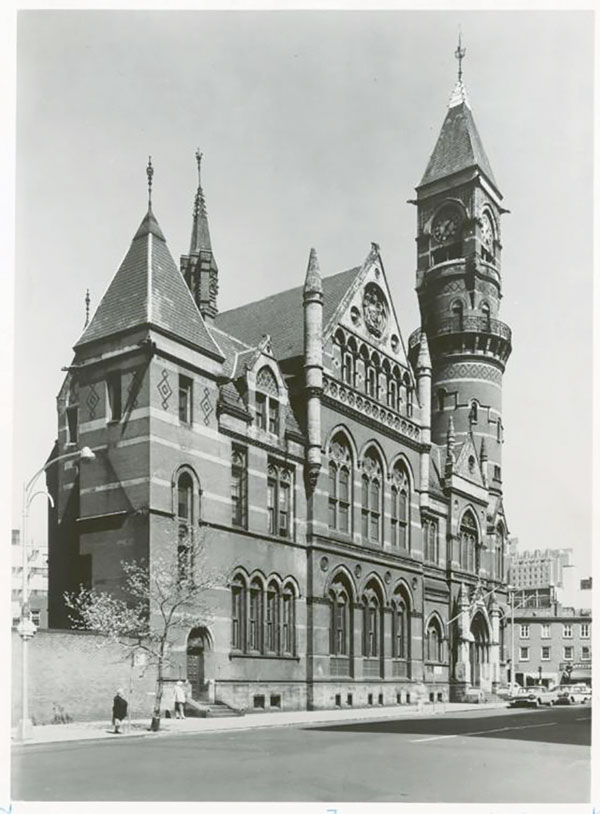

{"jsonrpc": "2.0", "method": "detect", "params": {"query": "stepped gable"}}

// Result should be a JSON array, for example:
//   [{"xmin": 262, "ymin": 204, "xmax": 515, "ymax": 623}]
[
  {"xmin": 75, "ymin": 207, "xmax": 223, "ymax": 359},
  {"xmin": 214, "ymin": 266, "xmax": 362, "ymax": 362},
  {"xmin": 418, "ymin": 94, "xmax": 497, "ymax": 190}
]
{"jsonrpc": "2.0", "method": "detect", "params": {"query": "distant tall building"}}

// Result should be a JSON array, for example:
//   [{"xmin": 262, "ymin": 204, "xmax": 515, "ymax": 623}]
[
  {"xmin": 11, "ymin": 529, "xmax": 48, "ymax": 628},
  {"xmin": 508, "ymin": 548, "xmax": 572, "ymax": 590}
]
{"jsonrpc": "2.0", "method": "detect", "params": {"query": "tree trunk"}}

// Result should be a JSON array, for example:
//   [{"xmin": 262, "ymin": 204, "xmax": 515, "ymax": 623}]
[{"xmin": 151, "ymin": 656, "xmax": 164, "ymax": 731}]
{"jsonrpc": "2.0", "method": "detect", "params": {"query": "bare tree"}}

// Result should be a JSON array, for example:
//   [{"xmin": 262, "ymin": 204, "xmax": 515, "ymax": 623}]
[{"xmin": 65, "ymin": 530, "xmax": 223, "ymax": 731}]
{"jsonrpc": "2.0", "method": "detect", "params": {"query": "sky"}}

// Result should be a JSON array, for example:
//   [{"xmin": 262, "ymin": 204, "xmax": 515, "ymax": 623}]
[{"xmin": 10, "ymin": 9, "xmax": 594, "ymax": 576}]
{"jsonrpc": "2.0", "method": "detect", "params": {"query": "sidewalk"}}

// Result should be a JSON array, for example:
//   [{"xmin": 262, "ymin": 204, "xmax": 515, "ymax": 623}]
[{"xmin": 12, "ymin": 700, "xmax": 508, "ymax": 746}]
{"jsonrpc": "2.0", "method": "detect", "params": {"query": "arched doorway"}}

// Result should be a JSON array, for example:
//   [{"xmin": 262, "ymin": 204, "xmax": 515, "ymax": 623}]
[
  {"xmin": 470, "ymin": 612, "xmax": 490, "ymax": 688},
  {"xmin": 187, "ymin": 627, "xmax": 210, "ymax": 700}
]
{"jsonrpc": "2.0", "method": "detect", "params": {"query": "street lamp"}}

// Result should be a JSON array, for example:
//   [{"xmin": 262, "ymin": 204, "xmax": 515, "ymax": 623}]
[{"xmin": 16, "ymin": 445, "xmax": 95, "ymax": 741}]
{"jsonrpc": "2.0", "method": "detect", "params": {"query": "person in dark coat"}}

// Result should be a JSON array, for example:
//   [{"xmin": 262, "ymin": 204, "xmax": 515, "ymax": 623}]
[{"xmin": 112, "ymin": 689, "xmax": 128, "ymax": 733}]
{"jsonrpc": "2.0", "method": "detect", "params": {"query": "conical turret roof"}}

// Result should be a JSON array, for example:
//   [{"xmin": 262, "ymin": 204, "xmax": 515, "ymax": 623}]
[
  {"xmin": 418, "ymin": 78, "xmax": 497, "ymax": 191},
  {"xmin": 75, "ymin": 206, "xmax": 223, "ymax": 358}
]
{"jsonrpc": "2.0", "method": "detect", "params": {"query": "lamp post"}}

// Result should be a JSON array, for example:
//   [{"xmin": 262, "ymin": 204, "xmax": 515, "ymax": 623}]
[
  {"xmin": 509, "ymin": 585, "xmax": 515, "ymax": 687},
  {"xmin": 16, "ymin": 445, "xmax": 95, "ymax": 741}
]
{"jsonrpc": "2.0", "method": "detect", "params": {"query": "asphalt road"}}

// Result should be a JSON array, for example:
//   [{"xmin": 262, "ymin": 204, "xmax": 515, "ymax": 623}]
[{"xmin": 12, "ymin": 705, "xmax": 590, "ymax": 803}]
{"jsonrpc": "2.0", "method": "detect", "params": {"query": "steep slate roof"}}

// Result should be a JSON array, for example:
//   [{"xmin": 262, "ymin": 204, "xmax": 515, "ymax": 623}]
[
  {"xmin": 418, "ymin": 83, "xmax": 497, "ymax": 189},
  {"xmin": 214, "ymin": 266, "xmax": 362, "ymax": 361},
  {"xmin": 75, "ymin": 208, "xmax": 223, "ymax": 358}
]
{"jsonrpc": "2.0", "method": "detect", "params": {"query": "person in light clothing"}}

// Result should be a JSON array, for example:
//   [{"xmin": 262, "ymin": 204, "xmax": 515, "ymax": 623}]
[{"xmin": 174, "ymin": 681, "xmax": 187, "ymax": 719}]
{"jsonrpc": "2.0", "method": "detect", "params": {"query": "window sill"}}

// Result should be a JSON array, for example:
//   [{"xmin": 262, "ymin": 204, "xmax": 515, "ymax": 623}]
[{"xmin": 229, "ymin": 652, "xmax": 300, "ymax": 662}]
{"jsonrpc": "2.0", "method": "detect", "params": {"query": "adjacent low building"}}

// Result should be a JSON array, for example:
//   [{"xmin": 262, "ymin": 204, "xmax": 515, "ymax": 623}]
[{"xmin": 511, "ymin": 605, "xmax": 592, "ymax": 688}]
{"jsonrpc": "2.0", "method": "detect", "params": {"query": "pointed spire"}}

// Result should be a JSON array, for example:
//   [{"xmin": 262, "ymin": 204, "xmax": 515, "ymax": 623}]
[
  {"xmin": 84, "ymin": 288, "xmax": 90, "ymax": 327},
  {"xmin": 303, "ymin": 248, "xmax": 323, "ymax": 296},
  {"xmin": 189, "ymin": 148, "xmax": 212, "ymax": 254},
  {"xmin": 416, "ymin": 330, "xmax": 431, "ymax": 370}
]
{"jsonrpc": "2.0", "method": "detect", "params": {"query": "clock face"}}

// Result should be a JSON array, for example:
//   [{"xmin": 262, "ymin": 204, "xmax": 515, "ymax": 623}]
[
  {"xmin": 432, "ymin": 209, "xmax": 461, "ymax": 243},
  {"xmin": 481, "ymin": 213, "xmax": 494, "ymax": 250}
]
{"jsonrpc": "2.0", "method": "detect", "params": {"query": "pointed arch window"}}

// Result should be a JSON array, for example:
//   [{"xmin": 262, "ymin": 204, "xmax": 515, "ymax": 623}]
[
  {"xmin": 426, "ymin": 617, "xmax": 445, "ymax": 663},
  {"xmin": 495, "ymin": 525, "xmax": 505, "ymax": 580},
  {"xmin": 281, "ymin": 585, "xmax": 296, "ymax": 655},
  {"xmin": 248, "ymin": 578, "xmax": 264, "ymax": 652},
  {"xmin": 328, "ymin": 435, "xmax": 353, "ymax": 534},
  {"xmin": 362, "ymin": 588, "xmax": 382, "ymax": 659},
  {"xmin": 481, "ymin": 301, "xmax": 491, "ymax": 330},
  {"xmin": 265, "ymin": 581, "xmax": 280, "ymax": 654},
  {"xmin": 329, "ymin": 580, "xmax": 352, "ymax": 657},
  {"xmin": 391, "ymin": 465, "xmax": 410, "ymax": 549},
  {"xmin": 423, "ymin": 516, "xmax": 439, "ymax": 563},
  {"xmin": 451, "ymin": 300, "xmax": 464, "ymax": 331},
  {"xmin": 256, "ymin": 366, "xmax": 280, "ymax": 434},
  {"xmin": 361, "ymin": 451, "xmax": 382, "ymax": 544},
  {"xmin": 267, "ymin": 461, "xmax": 293, "ymax": 538},
  {"xmin": 459, "ymin": 511, "xmax": 478, "ymax": 572},
  {"xmin": 231, "ymin": 574, "xmax": 246, "ymax": 651}
]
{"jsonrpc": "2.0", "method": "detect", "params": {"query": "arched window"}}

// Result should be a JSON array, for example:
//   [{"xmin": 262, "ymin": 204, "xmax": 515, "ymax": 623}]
[
  {"xmin": 391, "ymin": 464, "xmax": 410, "ymax": 549},
  {"xmin": 481, "ymin": 301, "xmax": 491, "ymax": 329},
  {"xmin": 333, "ymin": 330, "xmax": 344, "ymax": 374},
  {"xmin": 426, "ymin": 617, "xmax": 444, "ymax": 663},
  {"xmin": 469, "ymin": 401, "xmax": 479, "ymax": 425},
  {"xmin": 256, "ymin": 366, "xmax": 280, "ymax": 434},
  {"xmin": 267, "ymin": 461, "xmax": 293, "ymax": 538},
  {"xmin": 231, "ymin": 574, "xmax": 246, "ymax": 651},
  {"xmin": 362, "ymin": 587, "xmax": 382, "ymax": 659},
  {"xmin": 391, "ymin": 586, "xmax": 411, "ymax": 677},
  {"xmin": 329, "ymin": 579, "xmax": 352, "ymax": 657},
  {"xmin": 495, "ymin": 525, "xmax": 505, "ymax": 580},
  {"xmin": 402, "ymin": 373, "xmax": 414, "ymax": 418},
  {"xmin": 459, "ymin": 511, "xmax": 478, "ymax": 572},
  {"xmin": 177, "ymin": 471, "xmax": 198, "ymax": 582},
  {"xmin": 265, "ymin": 581, "xmax": 280, "ymax": 654},
  {"xmin": 281, "ymin": 584, "xmax": 296, "ymax": 655},
  {"xmin": 451, "ymin": 300, "xmax": 464, "ymax": 330},
  {"xmin": 343, "ymin": 339, "xmax": 357, "ymax": 386},
  {"xmin": 248, "ymin": 578, "xmax": 264, "ymax": 652},
  {"xmin": 423, "ymin": 516, "xmax": 439, "ymax": 563},
  {"xmin": 361, "ymin": 450, "xmax": 382, "ymax": 543},
  {"xmin": 328, "ymin": 434, "xmax": 353, "ymax": 534}
]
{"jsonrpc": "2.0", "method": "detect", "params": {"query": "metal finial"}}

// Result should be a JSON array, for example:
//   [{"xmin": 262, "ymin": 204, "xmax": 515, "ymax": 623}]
[
  {"xmin": 195, "ymin": 149, "xmax": 203, "ymax": 187},
  {"xmin": 85, "ymin": 288, "xmax": 90, "ymax": 327},
  {"xmin": 455, "ymin": 31, "xmax": 466, "ymax": 81},
  {"xmin": 147, "ymin": 155, "xmax": 154, "ymax": 206}
]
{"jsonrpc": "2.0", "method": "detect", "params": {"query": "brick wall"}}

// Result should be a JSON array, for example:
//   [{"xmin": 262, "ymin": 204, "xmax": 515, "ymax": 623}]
[{"xmin": 12, "ymin": 629, "xmax": 157, "ymax": 725}]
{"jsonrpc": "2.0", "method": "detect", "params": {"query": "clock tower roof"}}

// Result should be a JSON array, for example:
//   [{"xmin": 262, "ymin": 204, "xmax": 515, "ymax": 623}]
[{"xmin": 417, "ymin": 95, "xmax": 498, "ymax": 191}]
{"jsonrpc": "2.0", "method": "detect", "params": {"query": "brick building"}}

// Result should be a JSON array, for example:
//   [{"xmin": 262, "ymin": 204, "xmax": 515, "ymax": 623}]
[
  {"xmin": 47, "ymin": 58, "xmax": 513, "ymax": 709},
  {"xmin": 512, "ymin": 607, "xmax": 592, "ymax": 688},
  {"xmin": 12, "ymin": 529, "xmax": 48, "ymax": 629}
]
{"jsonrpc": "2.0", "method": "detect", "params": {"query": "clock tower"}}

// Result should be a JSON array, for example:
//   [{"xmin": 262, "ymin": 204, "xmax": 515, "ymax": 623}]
[{"xmin": 408, "ymin": 42, "xmax": 511, "ymax": 496}]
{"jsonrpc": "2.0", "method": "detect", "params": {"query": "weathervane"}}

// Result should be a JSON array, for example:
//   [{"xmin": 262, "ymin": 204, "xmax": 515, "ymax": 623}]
[
  {"xmin": 147, "ymin": 155, "xmax": 154, "ymax": 207},
  {"xmin": 455, "ymin": 31, "xmax": 466, "ymax": 81}
]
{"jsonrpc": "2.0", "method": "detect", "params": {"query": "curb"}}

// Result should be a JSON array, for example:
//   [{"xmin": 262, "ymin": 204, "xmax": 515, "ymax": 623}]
[{"xmin": 12, "ymin": 702, "xmax": 510, "ymax": 747}]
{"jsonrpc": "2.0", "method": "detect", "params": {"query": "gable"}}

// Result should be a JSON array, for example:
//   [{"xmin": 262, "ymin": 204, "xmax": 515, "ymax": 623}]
[
  {"xmin": 325, "ymin": 244, "xmax": 412, "ymax": 375},
  {"xmin": 453, "ymin": 435, "xmax": 485, "ymax": 487}
]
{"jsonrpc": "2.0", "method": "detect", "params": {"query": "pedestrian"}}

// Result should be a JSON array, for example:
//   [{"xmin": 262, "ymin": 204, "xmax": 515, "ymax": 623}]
[
  {"xmin": 112, "ymin": 688, "xmax": 128, "ymax": 733},
  {"xmin": 174, "ymin": 680, "xmax": 187, "ymax": 719}
]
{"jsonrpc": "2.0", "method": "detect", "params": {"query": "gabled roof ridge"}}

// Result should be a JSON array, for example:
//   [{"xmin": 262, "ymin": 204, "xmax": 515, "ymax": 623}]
[{"xmin": 208, "ymin": 323, "xmax": 253, "ymax": 351}]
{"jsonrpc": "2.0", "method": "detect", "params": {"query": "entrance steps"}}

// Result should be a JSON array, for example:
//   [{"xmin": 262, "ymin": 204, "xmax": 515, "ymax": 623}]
[{"xmin": 184, "ymin": 698, "xmax": 245, "ymax": 719}]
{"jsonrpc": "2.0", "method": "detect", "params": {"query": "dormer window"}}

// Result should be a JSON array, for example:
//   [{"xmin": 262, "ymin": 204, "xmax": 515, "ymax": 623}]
[{"xmin": 255, "ymin": 366, "xmax": 280, "ymax": 434}]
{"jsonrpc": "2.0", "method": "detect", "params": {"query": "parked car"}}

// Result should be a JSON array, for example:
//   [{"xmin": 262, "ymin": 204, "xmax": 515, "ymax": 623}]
[
  {"xmin": 509, "ymin": 686, "xmax": 559, "ymax": 708},
  {"xmin": 555, "ymin": 685, "xmax": 592, "ymax": 705}
]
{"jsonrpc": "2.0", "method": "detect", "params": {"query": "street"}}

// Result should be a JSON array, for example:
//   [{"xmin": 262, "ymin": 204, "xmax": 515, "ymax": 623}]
[{"xmin": 12, "ymin": 705, "xmax": 590, "ymax": 803}]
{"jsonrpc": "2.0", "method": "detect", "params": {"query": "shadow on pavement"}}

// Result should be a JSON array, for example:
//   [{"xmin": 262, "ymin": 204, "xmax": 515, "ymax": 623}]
[{"xmin": 305, "ymin": 709, "xmax": 591, "ymax": 746}]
